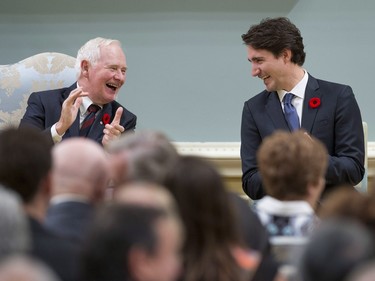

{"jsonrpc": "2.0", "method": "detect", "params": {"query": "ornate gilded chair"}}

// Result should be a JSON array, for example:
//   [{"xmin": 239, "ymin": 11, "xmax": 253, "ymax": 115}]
[{"xmin": 0, "ymin": 52, "xmax": 76, "ymax": 128}]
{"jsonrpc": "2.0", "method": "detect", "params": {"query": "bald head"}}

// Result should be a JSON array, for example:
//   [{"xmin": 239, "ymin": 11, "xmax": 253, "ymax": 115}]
[{"xmin": 52, "ymin": 138, "xmax": 110, "ymax": 203}]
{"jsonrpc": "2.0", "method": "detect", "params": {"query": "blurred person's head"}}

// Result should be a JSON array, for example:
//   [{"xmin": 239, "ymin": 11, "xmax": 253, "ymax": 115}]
[
  {"xmin": 165, "ymin": 156, "xmax": 255, "ymax": 281},
  {"xmin": 0, "ymin": 127, "xmax": 53, "ymax": 221},
  {"xmin": 298, "ymin": 219, "xmax": 375, "ymax": 281},
  {"xmin": 257, "ymin": 130, "xmax": 327, "ymax": 205},
  {"xmin": 345, "ymin": 260, "xmax": 375, "ymax": 281},
  {"xmin": 108, "ymin": 130, "xmax": 179, "ymax": 186},
  {"xmin": 319, "ymin": 186, "xmax": 375, "ymax": 242},
  {"xmin": 0, "ymin": 255, "xmax": 60, "ymax": 281},
  {"xmin": 52, "ymin": 137, "xmax": 110, "ymax": 204},
  {"xmin": 82, "ymin": 204, "xmax": 183, "ymax": 281}
]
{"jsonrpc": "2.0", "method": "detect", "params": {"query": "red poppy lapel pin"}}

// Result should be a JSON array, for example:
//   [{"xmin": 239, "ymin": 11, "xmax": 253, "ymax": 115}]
[
  {"xmin": 309, "ymin": 97, "xmax": 321, "ymax": 109},
  {"xmin": 102, "ymin": 113, "xmax": 111, "ymax": 125}
]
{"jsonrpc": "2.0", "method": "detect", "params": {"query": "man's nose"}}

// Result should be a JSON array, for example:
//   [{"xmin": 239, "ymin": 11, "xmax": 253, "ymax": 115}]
[
  {"xmin": 114, "ymin": 70, "xmax": 125, "ymax": 82},
  {"xmin": 251, "ymin": 65, "xmax": 260, "ymax": 77}
]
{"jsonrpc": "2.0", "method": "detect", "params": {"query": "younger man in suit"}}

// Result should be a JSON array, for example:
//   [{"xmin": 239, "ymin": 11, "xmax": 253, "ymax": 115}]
[
  {"xmin": 20, "ymin": 37, "xmax": 137, "ymax": 147},
  {"xmin": 240, "ymin": 17, "xmax": 364, "ymax": 199}
]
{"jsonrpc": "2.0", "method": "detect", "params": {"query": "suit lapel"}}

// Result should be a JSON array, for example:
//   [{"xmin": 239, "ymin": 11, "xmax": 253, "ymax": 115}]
[
  {"xmin": 301, "ymin": 75, "xmax": 321, "ymax": 133},
  {"xmin": 265, "ymin": 92, "xmax": 290, "ymax": 131},
  {"xmin": 86, "ymin": 103, "xmax": 112, "ymax": 141}
]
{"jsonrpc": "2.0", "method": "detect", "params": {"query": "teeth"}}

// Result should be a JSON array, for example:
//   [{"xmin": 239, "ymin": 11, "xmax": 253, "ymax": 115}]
[
  {"xmin": 107, "ymin": 83, "xmax": 118, "ymax": 88},
  {"xmin": 262, "ymin": 76, "xmax": 270, "ymax": 80}
]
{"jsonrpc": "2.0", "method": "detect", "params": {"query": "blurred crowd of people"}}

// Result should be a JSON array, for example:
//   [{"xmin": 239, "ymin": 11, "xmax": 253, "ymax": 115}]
[{"xmin": 0, "ymin": 126, "xmax": 373, "ymax": 281}]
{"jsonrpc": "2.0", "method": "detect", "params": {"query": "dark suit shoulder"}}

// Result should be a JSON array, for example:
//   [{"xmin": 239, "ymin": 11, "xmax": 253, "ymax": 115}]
[
  {"xmin": 309, "ymin": 74, "xmax": 353, "ymax": 95},
  {"xmin": 28, "ymin": 217, "xmax": 80, "ymax": 281}
]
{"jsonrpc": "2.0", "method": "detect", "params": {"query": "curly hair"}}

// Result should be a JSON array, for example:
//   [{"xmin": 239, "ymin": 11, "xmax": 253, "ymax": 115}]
[{"xmin": 257, "ymin": 130, "xmax": 328, "ymax": 200}]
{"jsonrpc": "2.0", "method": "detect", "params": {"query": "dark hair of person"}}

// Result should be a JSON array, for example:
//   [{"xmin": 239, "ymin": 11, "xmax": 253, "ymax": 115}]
[
  {"xmin": 165, "ymin": 156, "xmax": 244, "ymax": 281},
  {"xmin": 0, "ymin": 127, "xmax": 52, "ymax": 203},
  {"xmin": 242, "ymin": 17, "xmax": 306, "ymax": 66},
  {"xmin": 81, "ymin": 204, "xmax": 168, "ymax": 281}
]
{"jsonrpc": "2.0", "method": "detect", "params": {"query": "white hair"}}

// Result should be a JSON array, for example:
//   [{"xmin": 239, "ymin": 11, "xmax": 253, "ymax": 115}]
[{"xmin": 74, "ymin": 37, "xmax": 122, "ymax": 77}]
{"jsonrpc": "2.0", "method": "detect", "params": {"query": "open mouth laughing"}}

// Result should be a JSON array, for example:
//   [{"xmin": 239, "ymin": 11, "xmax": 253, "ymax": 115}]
[{"xmin": 106, "ymin": 83, "xmax": 120, "ymax": 92}]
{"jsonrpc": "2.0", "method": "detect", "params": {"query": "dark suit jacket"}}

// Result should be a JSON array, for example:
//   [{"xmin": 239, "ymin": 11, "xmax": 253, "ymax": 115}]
[
  {"xmin": 45, "ymin": 201, "xmax": 94, "ymax": 243},
  {"xmin": 28, "ymin": 216, "xmax": 81, "ymax": 281},
  {"xmin": 20, "ymin": 83, "xmax": 137, "ymax": 145},
  {"xmin": 241, "ymin": 74, "xmax": 365, "ymax": 200}
]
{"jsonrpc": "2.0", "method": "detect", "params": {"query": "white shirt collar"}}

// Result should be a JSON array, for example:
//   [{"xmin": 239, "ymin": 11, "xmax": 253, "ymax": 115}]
[
  {"xmin": 80, "ymin": 96, "xmax": 102, "ymax": 117},
  {"xmin": 256, "ymin": 195, "xmax": 315, "ymax": 216},
  {"xmin": 277, "ymin": 70, "xmax": 309, "ymax": 102},
  {"xmin": 49, "ymin": 194, "xmax": 89, "ymax": 205}
]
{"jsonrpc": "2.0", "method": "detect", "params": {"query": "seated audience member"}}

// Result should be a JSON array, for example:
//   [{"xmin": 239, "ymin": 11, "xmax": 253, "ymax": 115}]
[
  {"xmin": 165, "ymin": 156, "xmax": 264, "ymax": 281},
  {"xmin": 255, "ymin": 130, "xmax": 328, "ymax": 267},
  {"xmin": 319, "ymin": 185, "xmax": 364, "ymax": 219},
  {"xmin": 107, "ymin": 130, "xmax": 180, "ymax": 188},
  {"xmin": 345, "ymin": 260, "xmax": 375, "ymax": 281},
  {"xmin": 298, "ymin": 219, "xmax": 375, "ymax": 281},
  {"xmin": 0, "ymin": 255, "xmax": 60, "ymax": 281},
  {"xmin": 113, "ymin": 181, "xmax": 178, "ymax": 214},
  {"xmin": 81, "ymin": 204, "xmax": 183, "ymax": 281},
  {"xmin": 45, "ymin": 138, "xmax": 110, "ymax": 243},
  {"xmin": 0, "ymin": 127, "xmax": 80, "ymax": 281},
  {"xmin": 20, "ymin": 37, "xmax": 137, "ymax": 147},
  {"xmin": 319, "ymin": 185, "xmax": 375, "ymax": 241},
  {"xmin": 229, "ymin": 192, "xmax": 280, "ymax": 281},
  {"xmin": 0, "ymin": 186, "xmax": 30, "ymax": 261}
]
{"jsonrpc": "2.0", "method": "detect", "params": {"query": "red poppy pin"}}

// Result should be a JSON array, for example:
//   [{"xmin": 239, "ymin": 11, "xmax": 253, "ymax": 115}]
[
  {"xmin": 102, "ymin": 113, "xmax": 111, "ymax": 125},
  {"xmin": 309, "ymin": 97, "xmax": 321, "ymax": 109}
]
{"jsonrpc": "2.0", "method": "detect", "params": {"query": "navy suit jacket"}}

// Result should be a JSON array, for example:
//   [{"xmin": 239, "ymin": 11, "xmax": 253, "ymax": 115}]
[
  {"xmin": 28, "ymin": 216, "xmax": 80, "ymax": 281},
  {"xmin": 241, "ymin": 74, "xmax": 365, "ymax": 200},
  {"xmin": 45, "ymin": 201, "xmax": 94, "ymax": 243},
  {"xmin": 20, "ymin": 83, "xmax": 137, "ymax": 145}
]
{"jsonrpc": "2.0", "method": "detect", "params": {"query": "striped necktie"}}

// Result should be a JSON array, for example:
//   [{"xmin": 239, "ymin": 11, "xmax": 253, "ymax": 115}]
[{"xmin": 79, "ymin": 104, "xmax": 100, "ymax": 137}]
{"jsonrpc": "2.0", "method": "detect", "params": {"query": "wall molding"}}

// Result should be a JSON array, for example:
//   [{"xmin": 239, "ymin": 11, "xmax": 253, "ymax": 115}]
[{"xmin": 173, "ymin": 141, "xmax": 375, "ymax": 193}]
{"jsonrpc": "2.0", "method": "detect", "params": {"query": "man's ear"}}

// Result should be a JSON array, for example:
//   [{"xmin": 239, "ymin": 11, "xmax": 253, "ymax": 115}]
[
  {"xmin": 81, "ymin": 60, "xmax": 90, "ymax": 77},
  {"xmin": 128, "ymin": 247, "xmax": 154, "ymax": 281},
  {"xmin": 282, "ymin": 49, "xmax": 292, "ymax": 63}
]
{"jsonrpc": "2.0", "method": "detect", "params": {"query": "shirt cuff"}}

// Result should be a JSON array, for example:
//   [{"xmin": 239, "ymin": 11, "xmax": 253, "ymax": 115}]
[{"xmin": 51, "ymin": 124, "xmax": 64, "ymax": 144}]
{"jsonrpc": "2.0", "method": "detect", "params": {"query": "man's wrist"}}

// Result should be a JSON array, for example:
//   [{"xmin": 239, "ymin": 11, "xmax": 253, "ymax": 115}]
[{"xmin": 51, "ymin": 124, "xmax": 64, "ymax": 143}]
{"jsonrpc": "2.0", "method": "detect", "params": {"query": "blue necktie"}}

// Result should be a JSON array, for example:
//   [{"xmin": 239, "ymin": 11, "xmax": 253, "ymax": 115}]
[{"xmin": 283, "ymin": 93, "xmax": 300, "ymax": 131}]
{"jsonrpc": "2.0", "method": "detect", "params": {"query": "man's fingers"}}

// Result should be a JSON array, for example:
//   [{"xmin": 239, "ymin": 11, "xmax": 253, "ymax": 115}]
[
  {"xmin": 104, "ymin": 124, "xmax": 125, "ymax": 134},
  {"xmin": 66, "ymin": 88, "xmax": 89, "ymax": 105},
  {"xmin": 111, "ymin": 107, "xmax": 123, "ymax": 125}
]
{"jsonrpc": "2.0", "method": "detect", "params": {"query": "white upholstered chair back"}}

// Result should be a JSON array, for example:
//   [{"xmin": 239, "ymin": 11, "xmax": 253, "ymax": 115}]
[
  {"xmin": 0, "ymin": 52, "xmax": 76, "ymax": 128},
  {"xmin": 355, "ymin": 121, "xmax": 368, "ymax": 192}
]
